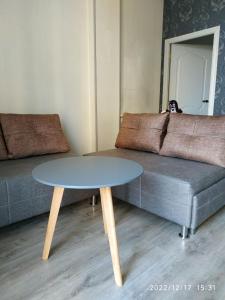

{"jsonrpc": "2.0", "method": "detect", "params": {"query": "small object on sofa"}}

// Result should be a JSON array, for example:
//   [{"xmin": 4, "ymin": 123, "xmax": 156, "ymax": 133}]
[
  {"xmin": 0, "ymin": 113, "xmax": 70, "ymax": 159},
  {"xmin": 161, "ymin": 100, "xmax": 182, "ymax": 114},
  {"xmin": 168, "ymin": 100, "xmax": 183, "ymax": 113},
  {"xmin": 115, "ymin": 112, "xmax": 169, "ymax": 153},
  {"xmin": 160, "ymin": 113, "xmax": 225, "ymax": 167}
]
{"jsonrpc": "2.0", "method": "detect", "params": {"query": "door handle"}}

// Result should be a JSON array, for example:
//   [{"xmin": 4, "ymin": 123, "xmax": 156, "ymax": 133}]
[{"xmin": 202, "ymin": 100, "xmax": 209, "ymax": 103}]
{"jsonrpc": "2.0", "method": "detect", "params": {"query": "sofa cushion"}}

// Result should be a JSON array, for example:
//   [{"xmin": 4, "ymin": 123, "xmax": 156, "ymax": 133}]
[
  {"xmin": 0, "ymin": 152, "xmax": 97, "ymax": 227},
  {"xmin": 115, "ymin": 112, "xmax": 169, "ymax": 154},
  {"xmin": 0, "ymin": 114, "xmax": 70, "ymax": 159},
  {"xmin": 160, "ymin": 113, "xmax": 225, "ymax": 167},
  {"xmin": 0, "ymin": 126, "xmax": 8, "ymax": 160},
  {"xmin": 88, "ymin": 149, "xmax": 225, "ymax": 227},
  {"xmin": 89, "ymin": 148, "xmax": 225, "ymax": 203}
]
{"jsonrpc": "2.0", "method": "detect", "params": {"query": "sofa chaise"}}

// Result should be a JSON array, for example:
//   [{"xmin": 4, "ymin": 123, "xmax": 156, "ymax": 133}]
[
  {"xmin": 89, "ymin": 112, "xmax": 225, "ymax": 238},
  {"xmin": 90, "ymin": 148, "xmax": 225, "ymax": 238}
]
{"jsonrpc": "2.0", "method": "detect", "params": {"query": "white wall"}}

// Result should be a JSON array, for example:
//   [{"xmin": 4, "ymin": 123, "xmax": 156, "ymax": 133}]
[
  {"xmin": 95, "ymin": 0, "xmax": 120, "ymax": 151},
  {"xmin": 0, "ymin": 0, "xmax": 92, "ymax": 154},
  {"xmin": 121, "ymin": 0, "xmax": 164, "ymax": 113},
  {"xmin": 0, "ymin": 0, "xmax": 164, "ymax": 153},
  {"xmin": 94, "ymin": 0, "xmax": 164, "ymax": 151}
]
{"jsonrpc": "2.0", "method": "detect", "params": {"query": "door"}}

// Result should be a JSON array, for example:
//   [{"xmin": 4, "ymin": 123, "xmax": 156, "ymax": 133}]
[{"xmin": 169, "ymin": 44, "xmax": 212, "ymax": 115}]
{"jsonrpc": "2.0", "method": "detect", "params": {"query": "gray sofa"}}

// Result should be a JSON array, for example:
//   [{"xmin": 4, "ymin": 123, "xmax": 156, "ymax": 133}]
[
  {"xmin": 1, "ymin": 147, "xmax": 225, "ymax": 238},
  {"xmin": 0, "ymin": 152, "xmax": 96, "ymax": 228},
  {"xmin": 89, "ymin": 148, "xmax": 225, "ymax": 238},
  {"xmin": 1, "ymin": 112, "xmax": 225, "ymax": 239}
]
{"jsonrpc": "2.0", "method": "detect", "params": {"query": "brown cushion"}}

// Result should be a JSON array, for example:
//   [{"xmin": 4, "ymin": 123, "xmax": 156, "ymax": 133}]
[
  {"xmin": 0, "ymin": 125, "xmax": 8, "ymax": 160},
  {"xmin": 115, "ymin": 112, "xmax": 169, "ymax": 154},
  {"xmin": 0, "ymin": 114, "xmax": 70, "ymax": 159},
  {"xmin": 160, "ymin": 113, "xmax": 225, "ymax": 167}
]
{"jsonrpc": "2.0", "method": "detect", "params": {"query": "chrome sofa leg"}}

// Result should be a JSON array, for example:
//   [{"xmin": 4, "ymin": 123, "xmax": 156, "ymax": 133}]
[
  {"xmin": 90, "ymin": 195, "xmax": 98, "ymax": 206},
  {"xmin": 179, "ymin": 226, "xmax": 189, "ymax": 239}
]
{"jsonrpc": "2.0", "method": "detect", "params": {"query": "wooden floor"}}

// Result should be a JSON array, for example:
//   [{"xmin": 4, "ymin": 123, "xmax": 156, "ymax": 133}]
[{"xmin": 0, "ymin": 199, "xmax": 225, "ymax": 300}]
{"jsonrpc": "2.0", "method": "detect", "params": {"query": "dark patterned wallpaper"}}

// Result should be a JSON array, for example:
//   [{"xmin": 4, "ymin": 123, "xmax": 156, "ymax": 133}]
[{"xmin": 162, "ymin": 0, "xmax": 225, "ymax": 115}]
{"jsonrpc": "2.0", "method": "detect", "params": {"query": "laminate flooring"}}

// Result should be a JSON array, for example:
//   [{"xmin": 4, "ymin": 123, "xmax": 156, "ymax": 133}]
[{"xmin": 0, "ymin": 199, "xmax": 225, "ymax": 300}]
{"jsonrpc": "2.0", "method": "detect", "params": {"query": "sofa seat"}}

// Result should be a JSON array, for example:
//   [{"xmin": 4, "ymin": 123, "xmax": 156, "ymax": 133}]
[
  {"xmin": 89, "ymin": 149, "xmax": 225, "ymax": 229},
  {"xmin": 0, "ymin": 153, "xmax": 97, "ymax": 227}
]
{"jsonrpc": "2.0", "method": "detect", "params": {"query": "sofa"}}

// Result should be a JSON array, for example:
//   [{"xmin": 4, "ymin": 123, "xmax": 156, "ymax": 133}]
[
  {"xmin": 89, "ymin": 112, "xmax": 225, "ymax": 238},
  {"xmin": 1, "ymin": 112, "xmax": 225, "ymax": 239},
  {"xmin": 0, "ymin": 114, "xmax": 96, "ymax": 228}
]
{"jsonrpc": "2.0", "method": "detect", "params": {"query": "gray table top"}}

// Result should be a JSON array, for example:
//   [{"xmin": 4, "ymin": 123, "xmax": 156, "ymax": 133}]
[{"xmin": 32, "ymin": 156, "xmax": 143, "ymax": 189}]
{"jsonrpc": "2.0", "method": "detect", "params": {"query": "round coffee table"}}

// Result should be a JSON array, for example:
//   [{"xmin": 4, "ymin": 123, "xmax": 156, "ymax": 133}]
[{"xmin": 32, "ymin": 156, "xmax": 143, "ymax": 287}]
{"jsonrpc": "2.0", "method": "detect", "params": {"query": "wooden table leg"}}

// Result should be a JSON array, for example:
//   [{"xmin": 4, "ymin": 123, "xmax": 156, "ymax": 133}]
[
  {"xmin": 42, "ymin": 187, "xmax": 64, "ymax": 260},
  {"xmin": 100, "ymin": 187, "xmax": 122, "ymax": 287},
  {"xmin": 100, "ymin": 189, "xmax": 108, "ymax": 235}
]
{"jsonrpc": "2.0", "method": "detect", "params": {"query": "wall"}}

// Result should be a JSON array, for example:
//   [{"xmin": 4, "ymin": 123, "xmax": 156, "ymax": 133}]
[
  {"xmin": 163, "ymin": 0, "xmax": 225, "ymax": 115},
  {"xmin": 95, "ymin": 0, "xmax": 120, "ymax": 151},
  {"xmin": 0, "ymin": 0, "xmax": 92, "ymax": 154},
  {"xmin": 121, "ymin": 0, "xmax": 164, "ymax": 114},
  {"xmin": 0, "ymin": 0, "xmax": 165, "ymax": 154},
  {"xmin": 94, "ymin": 0, "xmax": 164, "ymax": 151}
]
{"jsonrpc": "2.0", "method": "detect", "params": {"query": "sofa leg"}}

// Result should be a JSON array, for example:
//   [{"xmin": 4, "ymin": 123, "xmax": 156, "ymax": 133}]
[
  {"xmin": 190, "ymin": 228, "xmax": 196, "ymax": 235},
  {"xmin": 90, "ymin": 195, "xmax": 98, "ymax": 206},
  {"xmin": 179, "ymin": 226, "xmax": 189, "ymax": 239}
]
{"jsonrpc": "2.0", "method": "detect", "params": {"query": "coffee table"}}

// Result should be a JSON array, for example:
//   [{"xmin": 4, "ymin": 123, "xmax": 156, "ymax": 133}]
[{"xmin": 32, "ymin": 156, "xmax": 143, "ymax": 287}]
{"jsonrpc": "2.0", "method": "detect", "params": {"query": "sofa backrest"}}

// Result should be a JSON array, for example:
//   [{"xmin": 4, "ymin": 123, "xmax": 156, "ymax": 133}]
[
  {"xmin": 160, "ymin": 113, "xmax": 225, "ymax": 167},
  {"xmin": 116, "ymin": 112, "xmax": 225, "ymax": 168}
]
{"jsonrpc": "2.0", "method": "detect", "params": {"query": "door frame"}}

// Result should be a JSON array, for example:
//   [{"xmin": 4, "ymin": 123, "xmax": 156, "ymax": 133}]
[{"xmin": 162, "ymin": 26, "xmax": 220, "ymax": 115}]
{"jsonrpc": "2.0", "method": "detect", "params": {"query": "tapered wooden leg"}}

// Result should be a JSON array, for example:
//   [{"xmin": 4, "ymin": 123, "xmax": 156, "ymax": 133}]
[
  {"xmin": 100, "ymin": 189, "xmax": 108, "ymax": 234},
  {"xmin": 100, "ymin": 187, "xmax": 122, "ymax": 287},
  {"xmin": 42, "ymin": 187, "xmax": 64, "ymax": 260}
]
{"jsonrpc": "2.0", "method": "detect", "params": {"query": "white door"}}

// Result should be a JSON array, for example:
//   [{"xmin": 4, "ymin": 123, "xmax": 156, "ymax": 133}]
[{"xmin": 169, "ymin": 44, "xmax": 212, "ymax": 115}]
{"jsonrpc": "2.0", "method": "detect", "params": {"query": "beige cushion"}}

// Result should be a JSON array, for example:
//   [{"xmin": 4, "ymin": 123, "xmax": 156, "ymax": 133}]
[
  {"xmin": 0, "ymin": 125, "xmax": 8, "ymax": 160},
  {"xmin": 115, "ymin": 113, "xmax": 169, "ymax": 154},
  {"xmin": 1, "ymin": 114, "xmax": 70, "ymax": 159},
  {"xmin": 160, "ymin": 113, "xmax": 225, "ymax": 167}
]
